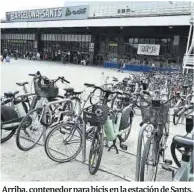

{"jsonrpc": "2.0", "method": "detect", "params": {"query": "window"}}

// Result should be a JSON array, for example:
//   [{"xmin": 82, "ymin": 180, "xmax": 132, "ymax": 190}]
[
  {"xmin": 134, "ymin": 38, "xmax": 138, "ymax": 43},
  {"xmin": 82, "ymin": 35, "xmax": 86, "ymax": 42},
  {"xmin": 117, "ymin": 9, "xmax": 120, "ymax": 14},
  {"xmin": 129, "ymin": 38, "xmax": 133, "ymax": 44},
  {"xmin": 77, "ymin": 35, "xmax": 81, "ymax": 42},
  {"xmin": 62, "ymin": 34, "xmax": 65, "ymax": 41},
  {"xmin": 88, "ymin": 35, "xmax": 92, "ymax": 42},
  {"xmin": 122, "ymin": 9, "xmax": 125, "ymax": 13},
  {"xmin": 139, "ymin": 38, "xmax": 144, "ymax": 44},
  {"xmin": 150, "ymin": 39, "xmax": 155, "ymax": 44},
  {"xmin": 144, "ymin": 39, "xmax": 149, "ymax": 44},
  {"xmin": 58, "ymin": 34, "xmax": 62, "ymax": 42}
]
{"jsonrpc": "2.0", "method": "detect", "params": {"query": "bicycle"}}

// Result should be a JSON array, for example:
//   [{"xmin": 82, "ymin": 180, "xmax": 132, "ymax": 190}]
[
  {"xmin": 169, "ymin": 114, "xmax": 194, "ymax": 181},
  {"xmin": 44, "ymin": 82, "xmax": 106, "ymax": 163},
  {"xmin": 16, "ymin": 75, "xmax": 70, "ymax": 151},
  {"xmin": 44, "ymin": 88, "xmax": 84, "ymax": 163},
  {"xmin": 173, "ymin": 103, "xmax": 194, "ymax": 125},
  {"xmin": 1, "ymin": 80, "xmax": 36, "ymax": 143},
  {"xmin": 136, "ymin": 92, "xmax": 174, "ymax": 181},
  {"xmin": 83, "ymin": 84, "xmax": 135, "ymax": 175}
]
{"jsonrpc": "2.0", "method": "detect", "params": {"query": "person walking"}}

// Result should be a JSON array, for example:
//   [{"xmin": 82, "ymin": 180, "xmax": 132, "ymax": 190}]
[
  {"xmin": 29, "ymin": 51, "xmax": 33, "ymax": 60},
  {"xmin": 14, "ymin": 49, "xmax": 18, "ymax": 60},
  {"xmin": 1, "ymin": 49, "xmax": 8, "ymax": 62},
  {"xmin": 36, "ymin": 52, "xmax": 40, "ymax": 60},
  {"xmin": 118, "ymin": 58, "xmax": 124, "ymax": 72}
]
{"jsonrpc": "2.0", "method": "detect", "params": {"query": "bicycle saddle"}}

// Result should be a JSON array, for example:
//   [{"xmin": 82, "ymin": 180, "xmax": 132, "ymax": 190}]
[
  {"xmin": 64, "ymin": 88, "xmax": 74, "ymax": 92},
  {"xmin": 73, "ymin": 91, "xmax": 83, "ymax": 95},
  {"xmin": 172, "ymin": 135, "xmax": 194, "ymax": 150},
  {"xmin": 182, "ymin": 85, "xmax": 188, "ymax": 89},
  {"xmin": 16, "ymin": 82, "xmax": 28, "ymax": 86},
  {"xmin": 4, "ymin": 91, "xmax": 19, "ymax": 98}
]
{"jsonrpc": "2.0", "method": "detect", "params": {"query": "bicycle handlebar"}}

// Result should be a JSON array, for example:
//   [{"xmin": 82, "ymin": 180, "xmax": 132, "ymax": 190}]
[
  {"xmin": 138, "ymin": 92, "xmax": 175, "ymax": 106},
  {"xmin": 1, "ymin": 98, "xmax": 12, "ymax": 105}
]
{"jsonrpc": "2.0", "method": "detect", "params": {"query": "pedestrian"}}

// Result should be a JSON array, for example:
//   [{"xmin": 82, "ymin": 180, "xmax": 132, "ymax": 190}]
[
  {"xmin": 29, "ymin": 51, "xmax": 33, "ymax": 60},
  {"xmin": 151, "ymin": 61, "xmax": 156, "ymax": 71},
  {"xmin": 57, "ymin": 49, "xmax": 61, "ymax": 61},
  {"xmin": 14, "ymin": 49, "xmax": 18, "ymax": 60},
  {"xmin": 36, "ymin": 52, "xmax": 40, "ymax": 60},
  {"xmin": 118, "ymin": 58, "xmax": 124, "ymax": 72},
  {"xmin": 1, "ymin": 49, "xmax": 8, "ymax": 62}
]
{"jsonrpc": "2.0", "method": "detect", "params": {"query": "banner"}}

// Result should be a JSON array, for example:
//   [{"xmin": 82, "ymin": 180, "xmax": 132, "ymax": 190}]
[
  {"xmin": 6, "ymin": 5, "xmax": 88, "ymax": 22},
  {"xmin": 137, "ymin": 44, "xmax": 160, "ymax": 56}
]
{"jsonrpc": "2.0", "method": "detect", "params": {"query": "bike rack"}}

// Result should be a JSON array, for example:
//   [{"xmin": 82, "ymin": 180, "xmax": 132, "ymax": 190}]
[
  {"xmin": 82, "ymin": 122, "xmax": 87, "ymax": 163},
  {"xmin": 135, "ymin": 123, "xmax": 153, "ymax": 181}
]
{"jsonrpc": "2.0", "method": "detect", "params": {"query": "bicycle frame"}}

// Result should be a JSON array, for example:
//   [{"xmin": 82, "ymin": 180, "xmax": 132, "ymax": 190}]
[
  {"xmin": 173, "ymin": 129, "xmax": 194, "ymax": 181},
  {"xmin": 173, "ymin": 161, "xmax": 193, "ymax": 181},
  {"xmin": 103, "ymin": 111, "xmax": 122, "ymax": 141}
]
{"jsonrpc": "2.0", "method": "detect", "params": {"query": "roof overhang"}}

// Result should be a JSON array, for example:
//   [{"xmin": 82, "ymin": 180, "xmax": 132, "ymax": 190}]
[{"xmin": 1, "ymin": 15, "xmax": 191, "ymax": 29}]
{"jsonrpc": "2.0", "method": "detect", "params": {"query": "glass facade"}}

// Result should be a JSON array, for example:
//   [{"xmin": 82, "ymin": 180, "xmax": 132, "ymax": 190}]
[
  {"xmin": 40, "ymin": 34, "xmax": 92, "ymax": 62},
  {"xmin": 1, "ymin": 33, "xmax": 35, "ymax": 56},
  {"xmin": 97, "ymin": 34, "xmax": 184, "ymax": 67}
]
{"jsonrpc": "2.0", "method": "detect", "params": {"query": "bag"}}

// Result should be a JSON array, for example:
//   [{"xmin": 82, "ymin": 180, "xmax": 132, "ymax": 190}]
[{"xmin": 5, "ymin": 56, "xmax": 10, "ymax": 62}]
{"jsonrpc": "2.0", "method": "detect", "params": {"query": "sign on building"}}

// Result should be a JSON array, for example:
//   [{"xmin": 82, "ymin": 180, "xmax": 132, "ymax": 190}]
[
  {"xmin": 6, "ymin": 5, "xmax": 88, "ymax": 22},
  {"xmin": 137, "ymin": 44, "xmax": 160, "ymax": 56}
]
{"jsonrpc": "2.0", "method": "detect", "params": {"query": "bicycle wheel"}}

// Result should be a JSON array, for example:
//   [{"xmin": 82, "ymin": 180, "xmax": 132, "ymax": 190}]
[
  {"xmin": 140, "ymin": 137, "xmax": 160, "ymax": 181},
  {"xmin": 16, "ymin": 108, "xmax": 45, "ymax": 151},
  {"xmin": 45, "ymin": 123, "xmax": 82, "ymax": 163},
  {"xmin": 1, "ymin": 105, "xmax": 18, "ymax": 143},
  {"xmin": 90, "ymin": 88, "xmax": 104, "ymax": 105},
  {"xmin": 88, "ymin": 126, "xmax": 103, "ymax": 175}
]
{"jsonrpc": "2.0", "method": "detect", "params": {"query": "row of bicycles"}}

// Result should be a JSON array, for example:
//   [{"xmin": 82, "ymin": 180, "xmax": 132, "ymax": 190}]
[{"xmin": 1, "ymin": 70, "xmax": 194, "ymax": 181}]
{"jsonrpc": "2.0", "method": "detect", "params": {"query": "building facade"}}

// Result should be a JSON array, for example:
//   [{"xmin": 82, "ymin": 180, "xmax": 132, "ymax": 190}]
[{"xmin": 1, "ymin": 2, "xmax": 192, "ymax": 68}]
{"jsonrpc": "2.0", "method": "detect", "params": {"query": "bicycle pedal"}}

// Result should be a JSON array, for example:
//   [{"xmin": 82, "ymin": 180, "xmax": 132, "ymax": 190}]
[
  {"xmin": 120, "ymin": 144, "xmax": 127, "ymax": 151},
  {"xmin": 162, "ymin": 163, "xmax": 175, "ymax": 176}
]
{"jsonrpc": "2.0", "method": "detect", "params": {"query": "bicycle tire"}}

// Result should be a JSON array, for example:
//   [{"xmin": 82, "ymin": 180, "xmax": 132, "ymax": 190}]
[
  {"xmin": 140, "ymin": 137, "xmax": 160, "ymax": 181},
  {"xmin": 16, "ymin": 108, "xmax": 44, "ymax": 151},
  {"xmin": 90, "ymin": 88, "xmax": 103, "ymax": 106},
  {"xmin": 88, "ymin": 126, "xmax": 103, "ymax": 175},
  {"xmin": 170, "ymin": 141, "xmax": 181, "ymax": 168},
  {"xmin": 1, "ymin": 105, "xmax": 18, "ymax": 143},
  {"xmin": 45, "ymin": 123, "xmax": 82, "ymax": 163}
]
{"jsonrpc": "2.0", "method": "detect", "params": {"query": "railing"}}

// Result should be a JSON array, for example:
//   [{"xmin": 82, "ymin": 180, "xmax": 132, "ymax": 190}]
[{"xmin": 89, "ymin": 4, "xmax": 192, "ymax": 19}]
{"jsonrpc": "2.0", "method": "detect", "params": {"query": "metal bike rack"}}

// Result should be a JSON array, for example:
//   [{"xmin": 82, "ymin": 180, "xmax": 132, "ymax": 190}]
[
  {"xmin": 82, "ymin": 122, "xmax": 87, "ymax": 163},
  {"xmin": 135, "ymin": 123, "xmax": 153, "ymax": 181}
]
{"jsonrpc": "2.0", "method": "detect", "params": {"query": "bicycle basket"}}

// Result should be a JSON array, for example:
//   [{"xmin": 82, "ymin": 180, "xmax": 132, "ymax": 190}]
[
  {"xmin": 83, "ymin": 105, "xmax": 109, "ymax": 126},
  {"xmin": 140, "ymin": 101, "xmax": 169, "ymax": 125},
  {"xmin": 34, "ymin": 79, "xmax": 59, "ymax": 99}
]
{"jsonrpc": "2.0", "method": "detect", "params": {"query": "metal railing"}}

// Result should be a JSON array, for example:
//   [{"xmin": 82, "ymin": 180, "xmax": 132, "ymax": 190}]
[{"xmin": 89, "ymin": 4, "xmax": 192, "ymax": 19}]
